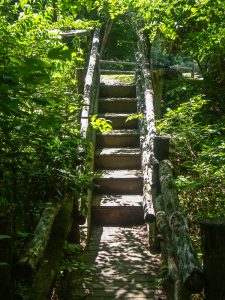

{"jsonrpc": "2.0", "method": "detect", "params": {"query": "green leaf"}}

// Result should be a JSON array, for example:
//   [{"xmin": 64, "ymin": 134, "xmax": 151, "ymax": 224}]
[{"xmin": 47, "ymin": 46, "xmax": 74, "ymax": 61}]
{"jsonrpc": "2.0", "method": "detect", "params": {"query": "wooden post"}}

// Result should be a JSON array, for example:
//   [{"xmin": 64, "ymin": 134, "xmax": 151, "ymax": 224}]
[
  {"xmin": 0, "ymin": 263, "xmax": 12, "ymax": 300},
  {"xmin": 76, "ymin": 68, "xmax": 86, "ymax": 95},
  {"xmin": 153, "ymin": 136, "xmax": 170, "ymax": 161},
  {"xmin": 200, "ymin": 218, "xmax": 225, "ymax": 300},
  {"xmin": 152, "ymin": 70, "xmax": 163, "ymax": 119},
  {"xmin": 0, "ymin": 235, "xmax": 13, "ymax": 300}
]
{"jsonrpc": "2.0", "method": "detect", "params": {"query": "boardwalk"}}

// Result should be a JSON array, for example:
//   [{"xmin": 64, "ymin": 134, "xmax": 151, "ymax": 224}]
[{"xmin": 66, "ymin": 225, "xmax": 166, "ymax": 300}]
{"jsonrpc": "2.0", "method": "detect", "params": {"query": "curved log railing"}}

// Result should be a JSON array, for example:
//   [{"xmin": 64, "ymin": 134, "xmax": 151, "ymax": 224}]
[{"xmin": 136, "ymin": 28, "xmax": 204, "ymax": 299}]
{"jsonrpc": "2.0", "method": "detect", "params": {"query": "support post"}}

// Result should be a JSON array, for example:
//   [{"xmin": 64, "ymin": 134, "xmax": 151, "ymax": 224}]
[
  {"xmin": 153, "ymin": 136, "xmax": 170, "ymax": 161},
  {"xmin": 76, "ymin": 68, "xmax": 86, "ymax": 95},
  {"xmin": 200, "ymin": 218, "xmax": 225, "ymax": 300},
  {"xmin": 0, "ymin": 218, "xmax": 13, "ymax": 300}
]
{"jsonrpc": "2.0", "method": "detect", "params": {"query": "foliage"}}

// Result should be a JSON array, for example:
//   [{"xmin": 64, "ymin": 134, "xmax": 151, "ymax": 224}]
[
  {"xmin": 103, "ymin": 12, "xmax": 137, "ymax": 62},
  {"xmin": 157, "ymin": 79, "xmax": 225, "ymax": 254},
  {"xmin": 0, "ymin": 0, "xmax": 99, "ymax": 231},
  {"xmin": 60, "ymin": 242, "xmax": 95, "ymax": 274},
  {"xmin": 91, "ymin": 115, "xmax": 112, "ymax": 133},
  {"xmin": 126, "ymin": 113, "xmax": 143, "ymax": 122},
  {"xmin": 132, "ymin": 0, "xmax": 225, "ymax": 84}
]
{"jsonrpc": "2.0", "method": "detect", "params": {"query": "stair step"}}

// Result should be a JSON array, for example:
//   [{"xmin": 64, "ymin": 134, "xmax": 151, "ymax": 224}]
[
  {"xmin": 99, "ymin": 85, "xmax": 136, "ymax": 98},
  {"xmin": 91, "ymin": 207, "xmax": 144, "ymax": 225},
  {"xmin": 99, "ymin": 113, "xmax": 138, "ymax": 129},
  {"xmin": 94, "ymin": 170, "xmax": 143, "ymax": 194},
  {"xmin": 95, "ymin": 148, "xmax": 141, "ymax": 169},
  {"xmin": 92, "ymin": 194, "xmax": 143, "ymax": 206},
  {"xmin": 98, "ymin": 98, "xmax": 137, "ymax": 113},
  {"xmin": 92, "ymin": 194, "xmax": 143, "ymax": 225},
  {"xmin": 96, "ymin": 130, "xmax": 140, "ymax": 148}
]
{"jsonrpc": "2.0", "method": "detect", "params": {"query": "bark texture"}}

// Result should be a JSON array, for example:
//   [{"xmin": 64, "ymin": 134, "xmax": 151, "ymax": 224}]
[
  {"xmin": 155, "ymin": 160, "xmax": 204, "ymax": 298},
  {"xmin": 17, "ymin": 201, "xmax": 61, "ymax": 278},
  {"xmin": 29, "ymin": 195, "xmax": 74, "ymax": 300},
  {"xmin": 137, "ymin": 29, "xmax": 156, "ymax": 224}
]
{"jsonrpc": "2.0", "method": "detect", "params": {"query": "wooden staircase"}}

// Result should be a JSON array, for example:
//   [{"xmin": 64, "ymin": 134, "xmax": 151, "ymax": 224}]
[
  {"xmin": 92, "ymin": 83, "xmax": 144, "ymax": 225},
  {"xmin": 66, "ymin": 79, "xmax": 165, "ymax": 300}
]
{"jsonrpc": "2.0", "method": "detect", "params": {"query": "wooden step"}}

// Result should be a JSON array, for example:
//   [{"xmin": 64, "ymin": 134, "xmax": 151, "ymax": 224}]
[
  {"xmin": 94, "ymin": 170, "xmax": 143, "ymax": 194},
  {"xmin": 99, "ymin": 113, "xmax": 138, "ymax": 129},
  {"xmin": 99, "ymin": 85, "xmax": 136, "ymax": 98},
  {"xmin": 92, "ymin": 194, "xmax": 142, "ymax": 206},
  {"xmin": 96, "ymin": 130, "xmax": 140, "ymax": 148},
  {"xmin": 95, "ymin": 148, "xmax": 141, "ymax": 169},
  {"xmin": 98, "ymin": 98, "xmax": 137, "ymax": 113}
]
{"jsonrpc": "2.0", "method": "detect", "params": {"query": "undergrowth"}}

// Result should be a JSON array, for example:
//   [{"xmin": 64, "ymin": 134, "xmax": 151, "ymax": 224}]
[{"xmin": 157, "ymin": 78, "xmax": 225, "ymax": 256}]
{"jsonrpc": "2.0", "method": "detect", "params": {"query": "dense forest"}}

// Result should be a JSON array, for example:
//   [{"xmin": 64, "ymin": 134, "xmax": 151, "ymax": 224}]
[{"xmin": 0, "ymin": 0, "xmax": 224, "ymax": 299}]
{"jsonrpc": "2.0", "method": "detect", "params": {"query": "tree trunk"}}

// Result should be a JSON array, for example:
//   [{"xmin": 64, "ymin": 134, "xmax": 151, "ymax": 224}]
[
  {"xmin": 29, "ymin": 194, "xmax": 74, "ymax": 300},
  {"xmin": 200, "ymin": 218, "xmax": 225, "ymax": 300}
]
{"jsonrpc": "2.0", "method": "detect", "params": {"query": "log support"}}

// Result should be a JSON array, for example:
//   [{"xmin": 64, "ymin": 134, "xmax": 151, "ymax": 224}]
[
  {"xmin": 200, "ymin": 218, "xmax": 225, "ymax": 300},
  {"xmin": 0, "ymin": 219, "xmax": 13, "ymax": 300},
  {"xmin": 29, "ymin": 195, "xmax": 74, "ymax": 300},
  {"xmin": 154, "ymin": 161, "xmax": 204, "ymax": 299}
]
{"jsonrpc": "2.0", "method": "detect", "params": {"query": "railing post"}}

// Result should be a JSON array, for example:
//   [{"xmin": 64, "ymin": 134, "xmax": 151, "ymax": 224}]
[
  {"xmin": 200, "ymin": 218, "xmax": 225, "ymax": 300},
  {"xmin": 0, "ymin": 218, "xmax": 13, "ymax": 300}
]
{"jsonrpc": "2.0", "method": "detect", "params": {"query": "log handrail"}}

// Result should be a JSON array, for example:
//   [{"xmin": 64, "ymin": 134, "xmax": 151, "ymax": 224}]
[
  {"xmin": 100, "ymin": 59, "xmax": 136, "ymax": 66},
  {"xmin": 136, "ymin": 27, "xmax": 204, "ymax": 299},
  {"xmin": 136, "ymin": 29, "xmax": 156, "ymax": 222},
  {"xmin": 81, "ymin": 28, "xmax": 101, "ymax": 138}
]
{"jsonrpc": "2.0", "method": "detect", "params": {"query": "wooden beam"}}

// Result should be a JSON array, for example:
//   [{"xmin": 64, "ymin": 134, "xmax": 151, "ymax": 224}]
[
  {"xmin": 59, "ymin": 30, "xmax": 92, "ymax": 37},
  {"xmin": 100, "ymin": 69, "xmax": 135, "ymax": 75},
  {"xmin": 100, "ymin": 60, "xmax": 136, "ymax": 66}
]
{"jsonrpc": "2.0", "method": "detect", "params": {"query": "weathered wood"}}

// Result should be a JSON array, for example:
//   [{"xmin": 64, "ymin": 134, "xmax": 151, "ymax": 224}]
[
  {"xmin": 154, "ymin": 196, "xmax": 188, "ymax": 300},
  {"xmin": 137, "ymin": 30, "xmax": 156, "ymax": 226},
  {"xmin": 59, "ymin": 29, "xmax": 92, "ymax": 37},
  {"xmin": 29, "ymin": 194, "xmax": 74, "ymax": 300},
  {"xmin": 200, "ymin": 218, "xmax": 225, "ymax": 300},
  {"xmin": 152, "ymin": 70, "xmax": 163, "ymax": 119},
  {"xmin": 81, "ymin": 28, "xmax": 100, "ymax": 138},
  {"xmin": 154, "ymin": 136, "xmax": 170, "ymax": 161},
  {"xmin": 100, "ymin": 60, "xmax": 136, "ymax": 66},
  {"xmin": 159, "ymin": 160, "xmax": 179, "ymax": 215},
  {"xmin": 169, "ymin": 211, "xmax": 204, "ymax": 292},
  {"xmin": 100, "ymin": 69, "xmax": 135, "ymax": 75},
  {"xmin": 0, "ymin": 262, "xmax": 12, "ymax": 300},
  {"xmin": 155, "ymin": 196, "xmax": 190, "ymax": 300},
  {"xmin": 76, "ymin": 68, "xmax": 86, "ymax": 95},
  {"xmin": 17, "ymin": 201, "xmax": 61, "ymax": 278},
  {"xmin": 159, "ymin": 161, "xmax": 203, "ymax": 292}
]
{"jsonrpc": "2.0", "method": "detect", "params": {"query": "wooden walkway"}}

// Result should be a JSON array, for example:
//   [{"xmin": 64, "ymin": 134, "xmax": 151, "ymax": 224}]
[{"xmin": 66, "ymin": 225, "xmax": 166, "ymax": 300}]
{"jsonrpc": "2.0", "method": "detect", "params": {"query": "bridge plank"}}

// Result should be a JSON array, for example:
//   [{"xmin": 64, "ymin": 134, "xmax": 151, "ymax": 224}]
[{"xmin": 66, "ymin": 226, "xmax": 166, "ymax": 300}]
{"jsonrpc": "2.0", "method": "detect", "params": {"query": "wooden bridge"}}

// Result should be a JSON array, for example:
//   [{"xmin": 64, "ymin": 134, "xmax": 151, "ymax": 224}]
[
  {"xmin": 7, "ymin": 27, "xmax": 205, "ymax": 300},
  {"xmin": 66, "ymin": 65, "xmax": 165, "ymax": 299},
  {"xmin": 61, "ymin": 28, "xmax": 204, "ymax": 300}
]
